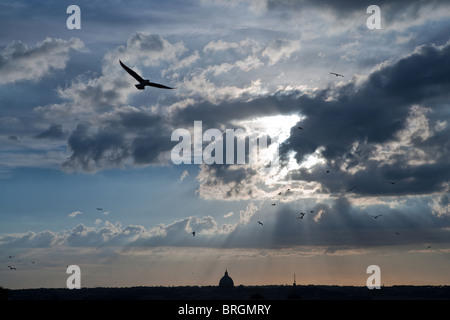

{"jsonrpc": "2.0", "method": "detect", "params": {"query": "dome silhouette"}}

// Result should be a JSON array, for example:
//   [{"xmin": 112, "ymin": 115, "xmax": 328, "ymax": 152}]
[{"xmin": 219, "ymin": 269, "xmax": 234, "ymax": 287}]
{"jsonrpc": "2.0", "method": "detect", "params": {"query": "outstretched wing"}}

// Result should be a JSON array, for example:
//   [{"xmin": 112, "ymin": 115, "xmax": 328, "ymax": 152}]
[
  {"xmin": 148, "ymin": 82, "xmax": 176, "ymax": 89},
  {"xmin": 119, "ymin": 60, "xmax": 145, "ymax": 83}
]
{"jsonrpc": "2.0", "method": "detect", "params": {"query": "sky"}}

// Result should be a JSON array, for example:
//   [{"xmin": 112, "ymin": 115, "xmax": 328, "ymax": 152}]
[{"xmin": 1, "ymin": 0, "xmax": 450, "ymax": 289}]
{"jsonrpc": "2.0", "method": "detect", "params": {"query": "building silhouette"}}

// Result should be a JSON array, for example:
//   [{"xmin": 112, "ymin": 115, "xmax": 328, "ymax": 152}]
[{"xmin": 219, "ymin": 269, "xmax": 234, "ymax": 287}]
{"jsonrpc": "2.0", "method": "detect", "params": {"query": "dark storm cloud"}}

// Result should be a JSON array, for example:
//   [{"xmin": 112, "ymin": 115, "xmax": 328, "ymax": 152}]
[
  {"xmin": 132, "ymin": 130, "xmax": 172, "ymax": 164},
  {"xmin": 279, "ymin": 41, "xmax": 450, "ymax": 196},
  {"xmin": 62, "ymin": 109, "xmax": 174, "ymax": 172},
  {"xmin": 100, "ymin": 108, "xmax": 164, "ymax": 131},
  {"xmin": 172, "ymin": 40, "xmax": 450, "ymax": 198},
  {"xmin": 35, "ymin": 124, "xmax": 66, "ymax": 139},
  {"xmin": 115, "ymin": 110, "xmax": 174, "ymax": 165},
  {"xmin": 197, "ymin": 164, "xmax": 260, "ymax": 199},
  {"xmin": 62, "ymin": 122, "xmax": 129, "ymax": 172},
  {"xmin": 8, "ymin": 135, "xmax": 19, "ymax": 141}
]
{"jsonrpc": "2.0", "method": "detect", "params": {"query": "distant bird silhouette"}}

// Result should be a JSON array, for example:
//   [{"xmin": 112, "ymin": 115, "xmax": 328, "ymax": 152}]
[
  {"xmin": 373, "ymin": 214, "xmax": 382, "ymax": 219},
  {"xmin": 346, "ymin": 186, "xmax": 356, "ymax": 192},
  {"xmin": 278, "ymin": 192, "xmax": 282, "ymax": 195},
  {"xmin": 271, "ymin": 203, "xmax": 276, "ymax": 206},
  {"xmin": 298, "ymin": 126, "xmax": 303, "ymax": 130},
  {"xmin": 8, "ymin": 256, "xmax": 14, "ymax": 258},
  {"xmin": 120, "ymin": 60, "xmax": 176, "ymax": 90},
  {"xmin": 7, "ymin": 266, "xmax": 16, "ymax": 270},
  {"xmin": 426, "ymin": 246, "xmax": 432, "ymax": 249},
  {"xmin": 326, "ymin": 170, "xmax": 330, "ymax": 173},
  {"xmin": 395, "ymin": 232, "xmax": 400, "ymax": 236},
  {"xmin": 96, "ymin": 208, "xmax": 103, "ymax": 211},
  {"xmin": 388, "ymin": 181, "xmax": 396, "ymax": 185},
  {"xmin": 192, "ymin": 231, "xmax": 196, "ymax": 237},
  {"xmin": 330, "ymin": 72, "xmax": 344, "ymax": 77},
  {"xmin": 310, "ymin": 210, "xmax": 314, "ymax": 213},
  {"xmin": 258, "ymin": 221, "xmax": 263, "ymax": 226},
  {"xmin": 297, "ymin": 212, "xmax": 306, "ymax": 219}
]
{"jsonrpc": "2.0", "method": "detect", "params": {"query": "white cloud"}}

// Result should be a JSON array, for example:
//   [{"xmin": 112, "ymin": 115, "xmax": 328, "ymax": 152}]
[
  {"xmin": 181, "ymin": 74, "xmax": 268, "ymax": 103},
  {"xmin": 0, "ymin": 37, "xmax": 85, "ymax": 84},
  {"xmin": 262, "ymin": 39, "xmax": 301, "ymax": 65},
  {"xmin": 180, "ymin": 170, "xmax": 189, "ymax": 182},
  {"xmin": 203, "ymin": 38, "xmax": 258, "ymax": 54},
  {"xmin": 224, "ymin": 211, "xmax": 234, "ymax": 218},
  {"xmin": 431, "ymin": 192, "xmax": 450, "ymax": 217},
  {"xmin": 163, "ymin": 51, "xmax": 200, "ymax": 75},
  {"xmin": 103, "ymin": 32, "xmax": 186, "ymax": 72},
  {"xmin": 68, "ymin": 211, "xmax": 83, "ymax": 218},
  {"xmin": 369, "ymin": 105, "xmax": 436, "ymax": 166},
  {"xmin": 239, "ymin": 202, "xmax": 258, "ymax": 225}
]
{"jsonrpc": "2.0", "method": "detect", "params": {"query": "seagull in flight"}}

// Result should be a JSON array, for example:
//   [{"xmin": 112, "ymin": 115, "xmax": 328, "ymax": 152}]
[
  {"xmin": 258, "ymin": 221, "xmax": 263, "ymax": 226},
  {"xmin": 96, "ymin": 208, "xmax": 103, "ymax": 211},
  {"xmin": 373, "ymin": 214, "xmax": 382, "ymax": 219},
  {"xmin": 120, "ymin": 60, "xmax": 176, "ymax": 90},
  {"xmin": 271, "ymin": 203, "xmax": 276, "ymax": 206},
  {"xmin": 191, "ymin": 231, "xmax": 196, "ymax": 237},
  {"xmin": 388, "ymin": 181, "xmax": 396, "ymax": 185},
  {"xmin": 330, "ymin": 72, "xmax": 344, "ymax": 77},
  {"xmin": 7, "ymin": 266, "xmax": 16, "ymax": 270},
  {"xmin": 297, "ymin": 212, "xmax": 306, "ymax": 219},
  {"xmin": 298, "ymin": 126, "xmax": 303, "ymax": 130},
  {"xmin": 346, "ymin": 186, "xmax": 357, "ymax": 193}
]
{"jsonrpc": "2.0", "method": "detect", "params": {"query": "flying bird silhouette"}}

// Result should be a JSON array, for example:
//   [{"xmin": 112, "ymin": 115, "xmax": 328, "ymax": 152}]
[
  {"xmin": 395, "ymin": 232, "xmax": 400, "ymax": 236},
  {"xmin": 330, "ymin": 72, "xmax": 344, "ymax": 77},
  {"xmin": 297, "ymin": 212, "xmax": 306, "ymax": 219},
  {"xmin": 271, "ymin": 203, "xmax": 276, "ymax": 206},
  {"xmin": 7, "ymin": 266, "xmax": 16, "ymax": 270},
  {"xmin": 120, "ymin": 60, "xmax": 176, "ymax": 90},
  {"xmin": 298, "ymin": 126, "xmax": 303, "ymax": 130},
  {"xmin": 346, "ymin": 186, "xmax": 357, "ymax": 193},
  {"xmin": 192, "ymin": 231, "xmax": 196, "ymax": 237},
  {"xmin": 388, "ymin": 181, "xmax": 396, "ymax": 185},
  {"xmin": 373, "ymin": 214, "xmax": 382, "ymax": 219},
  {"xmin": 258, "ymin": 221, "xmax": 263, "ymax": 226},
  {"xmin": 96, "ymin": 208, "xmax": 103, "ymax": 211}
]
